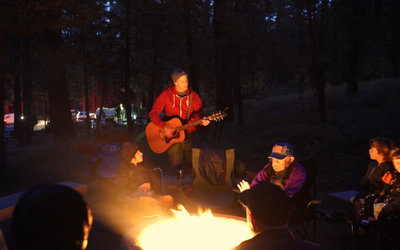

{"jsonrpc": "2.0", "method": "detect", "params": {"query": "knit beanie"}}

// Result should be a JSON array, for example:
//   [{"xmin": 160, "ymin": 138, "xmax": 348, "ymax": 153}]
[
  {"xmin": 171, "ymin": 67, "xmax": 187, "ymax": 83},
  {"xmin": 120, "ymin": 142, "xmax": 140, "ymax": 163}
]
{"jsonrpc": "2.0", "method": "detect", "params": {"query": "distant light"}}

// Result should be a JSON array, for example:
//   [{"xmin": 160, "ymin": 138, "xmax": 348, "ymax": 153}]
[
  {"xmin": 265, "ymin": 14, "xmax": 277, "ymax": 22},
  {"xmin": 20, "ymin": 115, "xmax": 25, "ymax": 120}
]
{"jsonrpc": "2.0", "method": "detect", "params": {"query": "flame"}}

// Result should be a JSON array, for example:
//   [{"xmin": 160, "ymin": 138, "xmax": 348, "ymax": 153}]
[{"xmin": 134, "ymin": 205, "xmax": 253, "ymax": 250}]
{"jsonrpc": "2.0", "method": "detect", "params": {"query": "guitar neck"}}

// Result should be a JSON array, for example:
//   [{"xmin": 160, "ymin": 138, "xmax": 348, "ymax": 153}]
[{"xmin": 176, "ymin": 119, "xmax": 203, "ymax": 132}]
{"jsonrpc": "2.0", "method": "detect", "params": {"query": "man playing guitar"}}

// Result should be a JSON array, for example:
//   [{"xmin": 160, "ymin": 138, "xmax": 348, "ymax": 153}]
[{"xmin": 148, "ymin": 67, "xmax": 210, "ymax": 172}]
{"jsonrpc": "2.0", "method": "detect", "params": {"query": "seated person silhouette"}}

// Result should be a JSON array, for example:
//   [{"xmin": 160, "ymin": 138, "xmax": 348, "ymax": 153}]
[
  {"xmin": 115, "ymin": 142, "xmax": 174, "ymax": 225},
  {"xmin": 11, "ymin": 184, "xmax": 93, "ymax": 250},
  {"xmin": 234, "ymin": 182, "xmax": 325, "ymax": 250}
]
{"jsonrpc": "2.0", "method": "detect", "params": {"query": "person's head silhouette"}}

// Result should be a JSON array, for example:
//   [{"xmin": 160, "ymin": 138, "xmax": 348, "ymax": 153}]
[{"xmin": 11, "ymin": 184, "xmax": 93, "ymax": 250}]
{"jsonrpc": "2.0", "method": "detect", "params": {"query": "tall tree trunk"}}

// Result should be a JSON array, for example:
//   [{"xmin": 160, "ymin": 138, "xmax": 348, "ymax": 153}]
[
  {"xmin": 13, "ymin": 40, "xmax": 22, "ymax": 140},
  {"xmin": 184, "ymin": 0, "xmax": 199, "ymax": 93},
  {"xmin": 0, "ymin": 29, "xmax": 5, "ymax": 168},
  {"xmin": 213, "ymin": 0, "xmax": 234, "ymax": 142},
  {"xmin": 84, "ymin": 64, "xmax": 91, "ymax": 137},
  {"xmin": 213, "ymin": 0, "xmax": 231, "ymax": 110},
  {"xmin": 391, "ymin": 0, "xmax": 400, "ymax": 78},
  {"xmin": 149, "ymin": 51, "xmax": 158, "ymax": 108},
  {"xmin": 346, "ymin": 36, "xmax": 359, "ymax": 94},
  {"xmin": 233, "ymin": 0, "xmax": 243, "ymax": 131},
  {"xmin": 331, "ymin": 9, "xmax": 340, "ymax": 86},
  {"xmin": 124, "ymin": 0, "xmax": 133, "ymax": 131},
  {"xmin": 45, "ymin": 30, "xmax": 75, "ymax": 138},
  {"xmin": 233, "ymin": 53, "xmax": 243, "ymax": 130},
  {"xmin": 96, "ymin": 70, "xmax": 108, "ymax": 132},
  {"xmin": 20, "ymin": 38, "xmax": 33, "ymax": 145},
  {"xmin": 214, "ymin": 0, "xmax": 223, "ymax": 110},
  {"xmin": 306, "ymin": 0, "xmax": 326, "ymax": 122},
  {"xmin": 345, "ymin": 0, "xmax": 360, "ymax": 95}
]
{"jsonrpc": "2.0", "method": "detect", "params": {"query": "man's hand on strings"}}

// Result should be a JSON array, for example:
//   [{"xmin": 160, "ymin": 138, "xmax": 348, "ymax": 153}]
[
  {"xmin": 237, "ymin": 180, "xmax": 251, "ymax": 193},
  {"xmin": 201, "ymin": 118, "xmax": 210, "ymax": 126}
]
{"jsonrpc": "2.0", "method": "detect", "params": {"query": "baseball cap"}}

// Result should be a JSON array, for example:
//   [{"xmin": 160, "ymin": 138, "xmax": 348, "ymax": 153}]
[
  {"xmin": 239, "ymin": 182, "xmax": 290, "ymax": 226},
  {"xmin": 268, "ymin": 142, "xmax": 294, "ymax": 160}
]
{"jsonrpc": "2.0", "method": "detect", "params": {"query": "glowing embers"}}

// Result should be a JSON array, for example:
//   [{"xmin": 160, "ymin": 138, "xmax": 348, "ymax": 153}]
[{"xmin": 135, "ymin": 205, "xmax": 253, "ymax": 250}]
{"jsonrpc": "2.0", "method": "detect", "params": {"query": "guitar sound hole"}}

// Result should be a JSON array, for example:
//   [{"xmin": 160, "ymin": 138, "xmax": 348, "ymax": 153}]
[{"xmin": 165, "ymin": 131, "xmax": 180, "ymax": 143}]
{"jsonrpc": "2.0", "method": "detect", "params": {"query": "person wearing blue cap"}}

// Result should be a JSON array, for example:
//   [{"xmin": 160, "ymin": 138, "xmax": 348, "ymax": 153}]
[
  {"xmin": 235, "ymin": 182, "xmax": 325, "ymax": 249},
  {"xmin": 237, "ymin": 142, "xmax": 307, "ymax": 198}
]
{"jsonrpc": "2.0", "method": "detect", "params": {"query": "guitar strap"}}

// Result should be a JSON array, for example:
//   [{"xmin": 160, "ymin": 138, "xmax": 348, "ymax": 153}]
[{"xmin": 187, "ymin": 93, "xmax": 192, "ymax": 122}]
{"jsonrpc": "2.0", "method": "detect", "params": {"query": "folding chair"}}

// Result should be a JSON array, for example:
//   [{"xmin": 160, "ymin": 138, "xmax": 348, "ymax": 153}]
[
  {"xmin": 289, "ymin": 159, "xmax": 321, "ymax": 242},
  {"xmin": 150, "ymin": 167, "xmax": 165, "ymax": 195},
  {"xmin": 86, "ymin": 143, "xmax": 122, "ymax": 197}
]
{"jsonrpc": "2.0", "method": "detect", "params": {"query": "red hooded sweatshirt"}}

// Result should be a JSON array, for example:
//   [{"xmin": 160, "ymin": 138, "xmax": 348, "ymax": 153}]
[{"xmin": 148, "ymin": 85, "xmax": 204, "ymax": 134}]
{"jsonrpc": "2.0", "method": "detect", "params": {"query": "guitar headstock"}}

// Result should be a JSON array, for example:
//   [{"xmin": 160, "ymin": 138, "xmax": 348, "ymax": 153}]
[{"xmin": 207, "ymin": 107, "xmax": 228, "ymax": 122}]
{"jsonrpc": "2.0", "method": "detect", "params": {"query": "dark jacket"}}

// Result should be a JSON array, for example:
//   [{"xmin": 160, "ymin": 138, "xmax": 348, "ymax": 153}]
[
  {"xmin": 251, "ymin": 161, "xmax": 307, "ymax": 197},
  {"xmin": 148, "ymin": 85, "xmax": 203, "ymax": 134},
  {"xmin": 358, "ymin": 161, "xmax": 392, "ymax": 198},
  {"xmin": 377, "ymin": 170, "xmax": 400, "ymax": 218},
  {"xmin": 234, "ymin": 228, "xmax": 326, "ymax": 250},
  {"xmin": 116, "ymin": 162, "xmax": 150, "ymax": 197}
]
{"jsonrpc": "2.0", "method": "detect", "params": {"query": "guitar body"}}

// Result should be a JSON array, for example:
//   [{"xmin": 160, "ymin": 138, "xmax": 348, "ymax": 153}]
[
  {"xmin": 146, "ymin": 108, "xmax": 228, "ymax": 154},
  {"xmin": 146, "ymin": 118, "xmax": 186, "ymax": 154}
]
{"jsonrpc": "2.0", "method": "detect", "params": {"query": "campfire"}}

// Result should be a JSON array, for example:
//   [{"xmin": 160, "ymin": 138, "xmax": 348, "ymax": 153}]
[{"xmin": 126, "ymin": 205, "xmax": 253, "ymax": 250}]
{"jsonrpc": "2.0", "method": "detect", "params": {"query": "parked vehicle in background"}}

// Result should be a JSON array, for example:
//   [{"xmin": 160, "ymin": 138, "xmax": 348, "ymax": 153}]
[
  {"xmin": 76, "ymin": 111, "xmax": 95, "ymax": 121},
  {"xmin": 70, "ymin": 109, "xmax": 79, "ymax": 121},
  {"xmin": 96, "ymin": 108, "xmax": 116, "ymax": 120},
  {"xmin": 76, "ymin": 111, "xmax": 87, "ymax": 120}
]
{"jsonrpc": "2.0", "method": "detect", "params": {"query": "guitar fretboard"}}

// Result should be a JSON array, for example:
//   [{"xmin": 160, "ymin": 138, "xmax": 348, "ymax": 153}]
[{"xmin": 175, "ymin": 119, "xmax": 203, "ymax": 132}]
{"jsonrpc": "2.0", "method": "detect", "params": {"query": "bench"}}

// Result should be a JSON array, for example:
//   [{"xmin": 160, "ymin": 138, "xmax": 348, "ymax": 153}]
[{"xmin": 0, "ymin": 181, "xmax": 87, "ymax": 222}]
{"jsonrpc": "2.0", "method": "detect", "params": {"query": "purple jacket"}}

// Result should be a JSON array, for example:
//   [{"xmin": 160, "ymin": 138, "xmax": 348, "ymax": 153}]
[{"xmin": 251, "ymin": 161, "xmax": 307, "ymax": 197}]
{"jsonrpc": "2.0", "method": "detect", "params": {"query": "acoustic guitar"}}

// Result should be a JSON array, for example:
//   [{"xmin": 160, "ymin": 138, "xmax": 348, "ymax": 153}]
[{"xmin": 146, "ymin": 109, "xmax": 228, "ymax": 154}]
